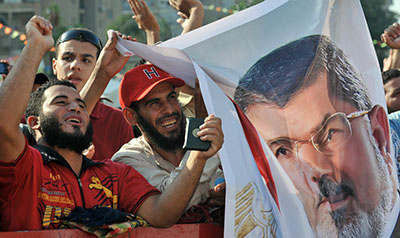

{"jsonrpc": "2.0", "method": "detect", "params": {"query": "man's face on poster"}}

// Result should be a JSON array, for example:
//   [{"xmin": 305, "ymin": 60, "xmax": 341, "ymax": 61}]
[{"xmin": 245, "ymin": 72, "xmax": 396, "ymax": 237}]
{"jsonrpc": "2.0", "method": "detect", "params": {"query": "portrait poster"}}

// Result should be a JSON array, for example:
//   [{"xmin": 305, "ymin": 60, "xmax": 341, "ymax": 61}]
[{"xmin": 111, "ymin": 0, "xmax": 400, "ymax": 237}]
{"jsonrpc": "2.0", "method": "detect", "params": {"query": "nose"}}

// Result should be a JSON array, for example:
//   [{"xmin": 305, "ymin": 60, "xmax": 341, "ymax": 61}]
[
  {"xmin": 67, "ymin": 101, "xmax": 82, "ymax": 113},
  {"xmin": 297, "ymin": 144, "xmax": 343, "ymax": 184},
  {"xmin": 160, "ymin": 100, "xmax": 176, "ymax": 115},
  {"xmin": 70, "ymin": 59, "xmax": 81, "ymax": 71}
]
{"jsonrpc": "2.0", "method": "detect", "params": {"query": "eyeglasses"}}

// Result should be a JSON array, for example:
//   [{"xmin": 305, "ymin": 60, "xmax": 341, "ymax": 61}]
[
  {"xmin": 56, "ymin": 29, "xmax": 103, "ymax": 50},
  {"xmin": 267, "ymin": 110, "xmax": 369, "ymax": 160}
]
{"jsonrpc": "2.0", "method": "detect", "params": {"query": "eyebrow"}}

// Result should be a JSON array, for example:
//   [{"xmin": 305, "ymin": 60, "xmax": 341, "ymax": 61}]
[
  {"xmin": 50, "ymin": 95, "xmax": 87, "ymax": 107},
  {"xmin": 61, "ymin": 52, "xmax": 95, "ymax": 59},
  {"xmin": 143, "ymin": 97, "xmax": 160, "ymax": 107},
  {"xmin": 61, "ymin": 51, "xmax": 75, "ymax": 57},
  {"xmin": 267, "ymin": 112, "xmax": 333, "ymax": 143},
  {"xmin": 81, "ymin": 53, "xmax": 95, "ymax": 59},
  {"xmin": 143, "ymin": 90, "xmax": 177, "ymax": 107}
]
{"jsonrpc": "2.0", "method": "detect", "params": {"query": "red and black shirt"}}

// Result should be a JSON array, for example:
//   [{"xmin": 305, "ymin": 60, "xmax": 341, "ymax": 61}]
[{"xmin": 0, "ymin": 139, "xmax": 160, "ymax": 231}]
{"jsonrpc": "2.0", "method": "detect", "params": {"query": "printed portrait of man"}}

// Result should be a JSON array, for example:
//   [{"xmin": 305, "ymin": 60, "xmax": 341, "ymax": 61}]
[{"xmin": 234, "ymin": 35, "xmax": 399, "ymax": 237}]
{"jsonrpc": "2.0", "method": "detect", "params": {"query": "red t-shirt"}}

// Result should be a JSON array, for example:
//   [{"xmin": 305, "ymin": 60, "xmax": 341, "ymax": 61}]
[
  {"xmin": 0, "ymin": 141, "xmax": 160, "ymax": 231},
  {"xmin": 90, "ymin": 102, "xmax": 134, "ymax": 161}
]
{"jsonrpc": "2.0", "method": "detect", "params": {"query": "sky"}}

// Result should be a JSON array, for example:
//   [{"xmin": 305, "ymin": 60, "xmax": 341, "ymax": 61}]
[{"xmin": 390, "ymin": 0, "xmax": 400, "ymax": 21}]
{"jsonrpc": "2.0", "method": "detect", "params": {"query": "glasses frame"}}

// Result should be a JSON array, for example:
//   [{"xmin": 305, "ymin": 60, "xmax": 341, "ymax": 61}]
[
  {"xmin": 268, "ymin": 110, "xmax": 370, "ymax": 158},
  {"xmin": 56, "ymin": 29, "xmax": 103, "ymax": 50}
]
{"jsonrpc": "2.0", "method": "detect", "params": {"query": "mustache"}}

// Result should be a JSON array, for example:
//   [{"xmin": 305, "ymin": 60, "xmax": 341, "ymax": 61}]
[{"xmin": 317, "ymin": 174, "xmax": 355, "ymax": 208}]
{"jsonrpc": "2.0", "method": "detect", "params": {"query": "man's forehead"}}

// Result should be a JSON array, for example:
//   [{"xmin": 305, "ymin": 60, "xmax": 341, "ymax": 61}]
[
  {"xmin": 57, "ymin": 40, "xmax": 97, "ymax": 56},
  {"xmin": 43, "ymin": 85, "xmax": 80, "ymax": 101},
  {"xmin": 246, "ymin": 76, "xmax": 350, "ymax": 141},
  {"xmin": 384, "ymin": 77, "xmax": 400, "ymax": 89},
  {"xmin": 143, "ymin": 82, "xmax": 176, "ymax": 100}
]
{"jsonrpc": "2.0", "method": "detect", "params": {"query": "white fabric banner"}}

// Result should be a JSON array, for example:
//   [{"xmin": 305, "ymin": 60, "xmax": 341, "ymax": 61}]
[{"xmin": 109, "ymin": 0, "xmax": 400, "ymax": 237}]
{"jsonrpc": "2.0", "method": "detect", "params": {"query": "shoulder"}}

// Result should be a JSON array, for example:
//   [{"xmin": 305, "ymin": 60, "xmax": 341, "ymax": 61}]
[
  {"xmin": 112, "ymin": 137, "xmax": 150, "ymax": 161},
  {"xmin": 97, "ymin": 102, "xmax": 124, "ymax": 116},
  {"xmin": 389, "ymin": 111, "xmax": 400, "ymax": 131},
  {"xmin": 91, "ymin": 102, "xmax": 124, "ymax": 119},
  {"xmin": 0, "ymin": 141, "xmax": 42, "ymax": 169},
  {"xmin": 102, "ymin": 159, "xmax": 145, "ymax": 178},
  {"xmin": 389, "ymin": 111, "xmax": 400, "ymax": 121}
]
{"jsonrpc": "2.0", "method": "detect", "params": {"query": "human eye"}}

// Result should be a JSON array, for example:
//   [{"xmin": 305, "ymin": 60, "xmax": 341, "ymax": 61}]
[
  {"xmin": 269, "ymin": 140, "xmax": 296, "ymax": 160},
  {"xmin": 168, "ymin": 93, "xmax": 178, "ymax": 102},
  {"xmin": 78, "ymin": 102, "xmax": 86, "ymax": 109},
  {"xmin": 54, "ymin": 100, "xmax": 67, "ymax": 105},
  {"xmin": 316, "ymin": 126, "xmax": 346, "ymax": 151},
  {"xmin": 83, "ymin": 58, "xmax": 92, "ymax": 63},
  {"xmin": 62, "ymin": 55, "xmax": 73, "ymax": 62},
  {"xmin": 148, "ymin": 101, "xmax": 161, "ymax": 110}
]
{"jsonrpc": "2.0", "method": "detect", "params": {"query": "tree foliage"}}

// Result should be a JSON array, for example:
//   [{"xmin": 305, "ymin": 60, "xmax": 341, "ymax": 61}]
[
  {"xmin": 231, "ymin": 0, "xmax": 264, "ymax": 11},
  {"xmin": 106, "ymin": 14, "xmax": 172, "ymax": 44},
  {"xmin": 360, "ymin": 0, "xmax": 398, "ymax": 68}
]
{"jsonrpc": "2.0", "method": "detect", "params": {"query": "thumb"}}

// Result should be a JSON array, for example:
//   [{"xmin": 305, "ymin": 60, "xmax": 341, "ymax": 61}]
[
  {"xmin": 176, "ymin": 17, "xmax": 185, "ymax": 26},
  {"xmin": 104, "ymin": 31, "xmax": 118, "ymax": 50}
]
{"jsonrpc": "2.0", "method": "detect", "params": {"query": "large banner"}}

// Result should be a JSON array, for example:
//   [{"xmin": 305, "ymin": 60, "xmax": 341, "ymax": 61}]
[{"xmin": 111, "ymin": 0, "xmax": 400, "ymax": 237}]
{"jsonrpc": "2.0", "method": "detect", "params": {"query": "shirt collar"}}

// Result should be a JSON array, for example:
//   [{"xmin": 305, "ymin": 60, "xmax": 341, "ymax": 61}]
[{"xmin": 34, "ymin": 144, "xmax": 103, "ymax": 174}]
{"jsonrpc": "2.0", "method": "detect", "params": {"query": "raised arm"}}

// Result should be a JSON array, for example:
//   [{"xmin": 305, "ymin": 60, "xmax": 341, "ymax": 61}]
[
  {"xmin": 128, "ymin": 0, "xmax": 160, "ymax": 45},
  {"xmin": 80, "ymin": 31, "xmax": 131, "ymax": 114},
  {"xmin": 0, "ymin": 16, "xmax": 53, "ymax": 162},
  {"xmin": 169, "ymin": 0, "xmax": 204, "ymax": 35},
  {"xmin": 381, "ymin": 22, "xmax": 400, "ymax": 70},
  {"xmin": 136, "ymin": 114, "xmax": 224, "ymax": 227}
]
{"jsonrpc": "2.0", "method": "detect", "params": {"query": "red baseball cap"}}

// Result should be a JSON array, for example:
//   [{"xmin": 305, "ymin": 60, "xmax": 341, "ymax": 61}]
[{"xmin": 119, "ymin": 64, "xmax": 185, "ymax": 109}]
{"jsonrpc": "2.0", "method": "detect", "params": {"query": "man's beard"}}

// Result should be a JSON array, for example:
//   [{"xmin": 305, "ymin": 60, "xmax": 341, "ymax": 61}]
[
  {"xmin": 136, "ymin": 110, "xmax": 185, "ymax": 152},
  {"xmin": 315, "ymin": 117, "xmax": 394, "ymax": 238},
  {"xmin": 40, "ymin": 113, "xmax": 93, "ymax": 154}
]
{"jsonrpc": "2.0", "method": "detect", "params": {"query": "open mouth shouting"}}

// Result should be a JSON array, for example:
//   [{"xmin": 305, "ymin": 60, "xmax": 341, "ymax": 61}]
[
  {"xmin": 157, "ymin": 112, "xmax": 181, "ymax": 131},
  {"xmin": 161, "ymin": 118, "xmax": 177, "ymax": 128},
  {"xmin": 64, "ymin": 115, "xmax": 83, "ymax": 126}
]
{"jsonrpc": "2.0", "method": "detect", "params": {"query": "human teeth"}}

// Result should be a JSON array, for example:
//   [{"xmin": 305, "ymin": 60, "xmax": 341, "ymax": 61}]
[
  {"xmin": 161, "ymin": 119, "xmax": 176, "ymax": 127},
  {"xmin": 67, "ymin": 118, "xmax": 80, "ymax": 123}
]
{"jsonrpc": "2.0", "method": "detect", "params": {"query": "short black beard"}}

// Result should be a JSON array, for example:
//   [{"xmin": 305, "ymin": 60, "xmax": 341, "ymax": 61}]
[
  {"xmin": 136, "ymin": 110, "xmax": 185, "ymax": 152},
  {"xmin": 40, "ymin": 113, "xmax": 93, "ymax": 154}
]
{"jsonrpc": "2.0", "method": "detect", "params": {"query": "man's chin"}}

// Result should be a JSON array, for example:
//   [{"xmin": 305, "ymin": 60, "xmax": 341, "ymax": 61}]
[{"xmin": 313, "ymin": 199, "xmax": 380, "ymax": 238}]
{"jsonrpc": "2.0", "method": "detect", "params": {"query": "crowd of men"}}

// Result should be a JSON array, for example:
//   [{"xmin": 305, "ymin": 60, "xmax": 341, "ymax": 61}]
[{"xmin": 0, "ymin": 0, "xmax": 225, "ymax": 232}]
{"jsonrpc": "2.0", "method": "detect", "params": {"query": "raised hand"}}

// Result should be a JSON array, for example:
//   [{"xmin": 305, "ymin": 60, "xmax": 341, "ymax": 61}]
[
  {"xmin": 381, "ymin": 22, "xmax": 400, "ymax": 49},
  {"xmin": 192, "ymin": 114, "xmax": 224, "ymax": 161},
  {"xmin": 128, "ymin": 0, "xmax": 160, "ymax": 45},
  {"xmin": 25, "ymin": 15, "xmax": 54, "ymax": 53},
  {"xmin": 95, "ymin": 31, "xmax": 133, "ymax": 80},
  {"xmin": 169, "ymin": 0, "xmax": 204, "ymax": 34}
]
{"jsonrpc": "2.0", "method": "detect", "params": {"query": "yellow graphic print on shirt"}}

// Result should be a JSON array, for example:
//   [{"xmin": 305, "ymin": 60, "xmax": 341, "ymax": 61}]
[{"xmin": 89, "ymin": 176, "xmax": 118, "ymax": 209}]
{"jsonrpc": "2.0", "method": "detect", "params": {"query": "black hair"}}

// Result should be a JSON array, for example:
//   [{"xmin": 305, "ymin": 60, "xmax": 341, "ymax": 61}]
[
  {"xmin": 382, "ymin": 69, "xmax": 400, "ymax": 84},
  {"xmin": 234, "ymin": 34, "xmax": 371, "ymax": 112},
  {"xmin": 55, "ymin": 28, "xmax": 102, "ymax": 58},
  {"xmin": 129, "ymin": 101, "xmax": 140, "ymax": 113},
  {"xmin": 25, "ymin": 80, "xmax": 77, "ymax": 118}
]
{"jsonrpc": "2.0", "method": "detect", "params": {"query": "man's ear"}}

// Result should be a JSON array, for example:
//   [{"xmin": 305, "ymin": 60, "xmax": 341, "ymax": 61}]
[
  {"xmin": 27, "ymin": 116, "xmax": 40, "ymax": 130},
  {"xmin": 123, "ymin": 107, "xmax": 138, "ymax": 126},
  {"xmin": 369, "ymin": 105, "xmax": 391, "ymax": 164},
  {"xmin": 52, "ymin": 58, "xmax": 58, "ymax": 76}
]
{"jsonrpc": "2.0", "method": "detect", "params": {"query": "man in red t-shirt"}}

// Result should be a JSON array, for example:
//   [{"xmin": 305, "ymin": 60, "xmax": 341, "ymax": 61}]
[
  {"xmin": 52, "ymin": 27, "xmax": 133, "ymax": 161},
  {"xmin": 0, "ymin": 16, "xmax": 223, "ymax": 231}
]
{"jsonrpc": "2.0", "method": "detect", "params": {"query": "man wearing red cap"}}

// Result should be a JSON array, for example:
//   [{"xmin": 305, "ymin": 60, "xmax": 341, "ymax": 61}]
[{"xmin": 112, "ymin": 64, "xmax": 225, "ymax": 217}]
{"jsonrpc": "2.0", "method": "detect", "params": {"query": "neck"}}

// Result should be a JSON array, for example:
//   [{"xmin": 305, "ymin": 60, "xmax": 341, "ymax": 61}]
[
  {"xmin": 38, "ymin": 139, "xmax": 83, "ymax": 176},
  {"xmin": 144, "ymin": 136, "xmax": 185, "ymax": 167}
]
